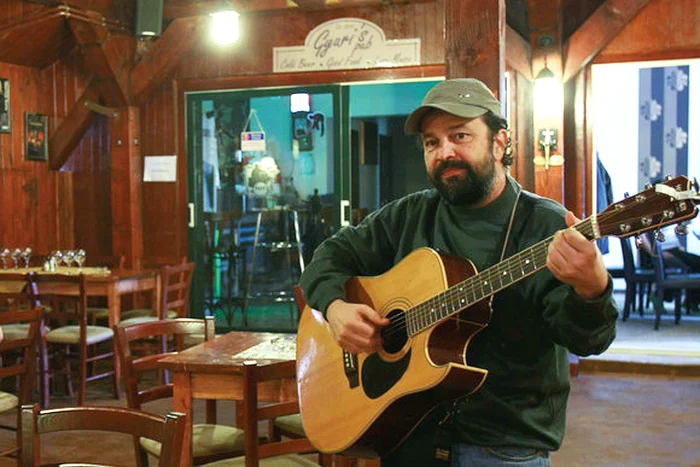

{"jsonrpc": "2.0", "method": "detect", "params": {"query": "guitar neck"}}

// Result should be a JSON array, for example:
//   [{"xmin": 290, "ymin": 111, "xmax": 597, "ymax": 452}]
[{"xmin": 405, "ymin": 216, "xmax": 599, "ymax": 335}]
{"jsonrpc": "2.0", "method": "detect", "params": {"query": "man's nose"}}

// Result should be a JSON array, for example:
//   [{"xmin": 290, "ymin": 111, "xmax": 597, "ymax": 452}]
[{"xmin": 434, "ymin": 140, "xmax": 457, "ymax": 161}]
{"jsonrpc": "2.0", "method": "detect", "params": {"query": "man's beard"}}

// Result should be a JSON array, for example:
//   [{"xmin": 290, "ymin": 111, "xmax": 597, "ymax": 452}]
[{"xmin": 430, "ymin": 152, "xmax": 496, "ymax": 206}]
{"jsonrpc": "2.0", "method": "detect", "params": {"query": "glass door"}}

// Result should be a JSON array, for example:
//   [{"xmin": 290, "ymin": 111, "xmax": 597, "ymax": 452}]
[{"xmin": 187, "ymin": 85, "xmax": 349, "ymax": 332}]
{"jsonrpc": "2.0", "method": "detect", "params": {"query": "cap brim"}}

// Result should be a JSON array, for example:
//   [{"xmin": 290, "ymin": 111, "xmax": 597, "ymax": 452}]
[{"xmin": 404, "ymin": 103, "xmax": 489, "ymax": 135}]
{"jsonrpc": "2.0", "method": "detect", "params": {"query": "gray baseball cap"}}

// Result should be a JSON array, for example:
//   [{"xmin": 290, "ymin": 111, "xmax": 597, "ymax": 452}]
[{"xmin": 404, "ymin": 78, "xmax": 502, "ymax": 135}]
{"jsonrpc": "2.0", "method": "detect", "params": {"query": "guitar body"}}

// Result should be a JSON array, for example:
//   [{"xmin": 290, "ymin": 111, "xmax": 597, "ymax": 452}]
[{"xmin": 297, "ymin": 247, "xmax": 492, "ymax": 457}]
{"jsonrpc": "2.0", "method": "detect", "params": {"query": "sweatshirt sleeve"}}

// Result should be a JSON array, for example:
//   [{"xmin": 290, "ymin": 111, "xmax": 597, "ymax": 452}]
[{"xmin": 300, "ymin": 200, "xmax": 406, "ymax": 314}]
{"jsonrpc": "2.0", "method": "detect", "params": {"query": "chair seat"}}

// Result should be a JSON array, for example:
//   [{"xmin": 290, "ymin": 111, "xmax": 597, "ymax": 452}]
[
  {"xmin": 45, "ymin": 325, "xmax": 114, "ymax": 345},
  {"xmin": 140, "ymin": 423, "xmax": 245, "ymax": 459},
  {"xmin": 203, "ymin": 454, "xmax": 320, "ymax": 466},
  {"xmin": 0, "ymin": 391, "xmax": 18, "ymax": 412},
  {"xmin": 120, "ymin": 308, "xmax": 180, "ymax": 321},
  {"xmin": 273, "ymin": 413, "xmax": 306, "ymax": 437},
  {"xmin": 1, "ymin": 323, "xmax": 30, "ymax": 341},
  {"xmin": 120, "ymin": 315, "xmax": 161, "ymax": 326}
]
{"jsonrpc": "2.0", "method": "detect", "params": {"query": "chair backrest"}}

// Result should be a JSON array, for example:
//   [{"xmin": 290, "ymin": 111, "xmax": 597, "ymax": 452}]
[
  {"xmin": 33, "ymin": 274, "xmax": 88, "ymax": 332},
  {"xmin": 20, "ymin": 403, "xmax": 186, "ymax": 467},
  {"xmin": 0, "ymin": 307, "xmax": 42, "ymax": 407},
  {"xmin": 241, "ymin": 360, "xmax": 315, "ymax": 465},
  {"xmin": 0, "ymin": 272, "xmax": 40, "ymax": 311},
  {"xmin": 115, "ymin": 317, "xmax": 215, "ymax": 409},
  {"xmin": 158, "ymin": 262, "xmax": 195, "ymax": 319},
  {"xmin": 620, "ymin": 237, "xmax": 637, "ymax": 280}
]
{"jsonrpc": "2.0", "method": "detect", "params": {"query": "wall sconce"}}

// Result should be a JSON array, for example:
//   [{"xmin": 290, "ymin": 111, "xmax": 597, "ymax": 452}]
[
  {"xmin": 534, "ymin": 128, "xmax": 563, "ymax": 169},
  {"xmin": 211, "ymin": 6, "xmax": 239, "ymax": 45}
]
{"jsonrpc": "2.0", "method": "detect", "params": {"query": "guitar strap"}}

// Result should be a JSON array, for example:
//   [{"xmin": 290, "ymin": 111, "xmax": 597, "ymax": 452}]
[{"xmin": 432, "ymin": 188, "xmax": 538, "ymax": 463}]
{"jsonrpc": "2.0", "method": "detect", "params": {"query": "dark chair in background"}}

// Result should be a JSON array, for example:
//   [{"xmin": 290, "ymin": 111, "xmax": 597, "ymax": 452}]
[
  {"xmin": 620, "ymin": 237, "xmax": 655, "ymax": 320},
  {"xmin": 20, "ymin": 403, "xmax": 186, "ymax": 467},
  {"xmin": 650, "ymin": 238, "xmax": 700, "ymax": 330}
]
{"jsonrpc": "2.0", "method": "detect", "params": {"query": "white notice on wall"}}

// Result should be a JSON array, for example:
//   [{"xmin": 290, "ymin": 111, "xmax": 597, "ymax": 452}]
[{"xmin": 144, "ymin": 155, "xmax": 177, "ymax": 182}]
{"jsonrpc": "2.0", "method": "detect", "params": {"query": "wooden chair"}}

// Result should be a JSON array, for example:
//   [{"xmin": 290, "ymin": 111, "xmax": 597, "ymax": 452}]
[
  {"xmin": 0, "ymin": 307, "xmax": 42, "ymax": 459},
  {"xmin": 0, "ymin": 272, "xmax": 41, "ymax": 340},
  {"xmin": 115, "ymin": 317, "xmax": 245, "ymax": 466},
  {"xmin": 201, "ymin": 360, "xmax": 320, "ymax": 467},
  {"xmin": 86, "ymin": 254, "xmax": 126, "ymax": 324},
  {"xmin": 20, "ymin": 403, "xmax": 186, "ymax": 467},
  {"xmin": 120, "ymin": 261, "xmax": 196, "ymax": 325},
  {"xmin": 35, "ymin": 273, "xmax": 120, "ymax": 406}
]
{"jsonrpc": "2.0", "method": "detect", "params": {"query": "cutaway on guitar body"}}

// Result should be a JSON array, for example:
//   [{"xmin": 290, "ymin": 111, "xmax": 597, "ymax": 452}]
[{"xmin": 297, "ymin": 248, "xmax": 491, "ymax": 457}]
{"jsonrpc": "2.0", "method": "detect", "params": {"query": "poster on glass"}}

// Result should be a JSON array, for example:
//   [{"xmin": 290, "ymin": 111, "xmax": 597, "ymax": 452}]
[
  {"xmin": 0, "ymin": 78, "xmax": 9, "ymax": 133},
  {"xmin": 26, "ymin": 113, "xmax": 48, "ymax": 161}
]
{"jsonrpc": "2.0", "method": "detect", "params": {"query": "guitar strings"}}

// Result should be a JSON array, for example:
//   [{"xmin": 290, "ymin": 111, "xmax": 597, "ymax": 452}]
[
  {"xmin": 379, "ymin": 213, "xmax": 600, "ymax": 341},
  {"xmin": 377, "ymin": 186, "xmax": 689, "ymax": 343}
]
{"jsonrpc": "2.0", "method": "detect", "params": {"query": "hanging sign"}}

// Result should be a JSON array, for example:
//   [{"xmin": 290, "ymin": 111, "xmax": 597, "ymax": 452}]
[
  {"xmin": 273, "ymin": 18, "xmax": 420, "ymax": 73},
  {"xmin": 241, "ymin": 131, "xmax": 266, "ymax": 152}
]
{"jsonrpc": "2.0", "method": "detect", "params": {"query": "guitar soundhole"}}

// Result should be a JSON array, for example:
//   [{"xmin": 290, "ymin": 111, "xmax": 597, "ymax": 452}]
[{"xmin": 381, "ymin": 309, "xmax": 408, "ymax": 354}]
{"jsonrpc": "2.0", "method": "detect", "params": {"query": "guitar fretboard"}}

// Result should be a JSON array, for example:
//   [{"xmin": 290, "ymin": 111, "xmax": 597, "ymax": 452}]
[{"xmin": 405, "ymin": 216, "xmax": 599, "ymax": 335}]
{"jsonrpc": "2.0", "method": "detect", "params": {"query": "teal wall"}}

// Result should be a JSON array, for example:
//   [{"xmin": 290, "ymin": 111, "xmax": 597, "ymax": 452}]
[{"xmin": 350, "ymin": 80, "xmax": 441, "ymax": 118}]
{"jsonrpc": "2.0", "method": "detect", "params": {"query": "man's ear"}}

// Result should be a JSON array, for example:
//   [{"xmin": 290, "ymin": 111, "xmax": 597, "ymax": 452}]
[{"xmin": 492, "ymin": 128, "xmax": 509, "ymax": 161}]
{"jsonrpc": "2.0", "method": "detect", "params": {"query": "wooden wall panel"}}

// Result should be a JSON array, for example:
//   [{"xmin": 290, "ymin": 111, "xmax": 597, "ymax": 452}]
[
  {"xmin": 595, "ymin": 0, "xmax": 700, "ymax": 62},
  {"xmin": 140, "ymin": 80, "xmax": 184, "ymax": 259},
  {"xmin": 0, "ymin": 51, "xmax": 104, "ymax": 256}
]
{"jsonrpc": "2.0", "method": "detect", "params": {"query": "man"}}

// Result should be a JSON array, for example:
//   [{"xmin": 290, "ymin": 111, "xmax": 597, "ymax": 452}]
[{"xmin": 300, "ymin": 78, "xmax": 618, "ymax": 466}]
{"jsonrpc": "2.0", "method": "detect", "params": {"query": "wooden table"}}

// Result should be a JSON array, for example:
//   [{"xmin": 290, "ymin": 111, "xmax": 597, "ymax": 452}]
[
  {"xmin": 156, "ymin": 331, "xmax": 297, "ymax": 467},
  {"xmin": 0, "ymin": 267, "xmax": 159, "ymax": 383}
]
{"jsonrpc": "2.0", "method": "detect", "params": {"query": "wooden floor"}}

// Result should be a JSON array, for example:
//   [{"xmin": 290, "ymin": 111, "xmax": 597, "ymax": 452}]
[{"xmin": 0, "ymin": 289, "xmax": 698, "ymax": 466}]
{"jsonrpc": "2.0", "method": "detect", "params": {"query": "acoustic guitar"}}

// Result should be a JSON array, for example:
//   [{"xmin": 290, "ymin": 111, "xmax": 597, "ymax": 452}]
[{"xmin": 296, "ymin": 176, "xmax": 700, "ymax": 457}]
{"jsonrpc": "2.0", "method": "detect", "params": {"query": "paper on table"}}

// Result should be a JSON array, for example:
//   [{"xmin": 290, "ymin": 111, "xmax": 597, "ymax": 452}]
[{"xmin": 232, "ymin": 335, "xmax": 297, "ymax": 360}]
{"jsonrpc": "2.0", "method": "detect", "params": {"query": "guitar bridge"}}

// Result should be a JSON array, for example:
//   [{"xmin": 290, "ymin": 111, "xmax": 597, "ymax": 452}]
[{"xmin": 343, "ymin": 350, "xmax": 359, "ymax": 388}]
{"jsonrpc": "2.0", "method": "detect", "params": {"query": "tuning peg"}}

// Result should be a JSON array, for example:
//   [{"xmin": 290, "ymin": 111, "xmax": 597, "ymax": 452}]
[
  {"xmin": 675, "ymin": 222, "xmax": 690, "ymax": 236},
  {"xmin": 623, "ymin": 191, "xmax": 630, "ymax": 198},
  {"xmin": 692, "ymin": 177, "xmax": 699, "ymax": 192},
  {"xmin": 643, "ymin": 183, "xmax": 653, "ymax": 190},
  {"xmin": 654, "ymin": 229, "xmax": 665, "ymax": 242},
  {"xmin": 664, "ymin": 174, "xmax": 674, "ymax": 181}
]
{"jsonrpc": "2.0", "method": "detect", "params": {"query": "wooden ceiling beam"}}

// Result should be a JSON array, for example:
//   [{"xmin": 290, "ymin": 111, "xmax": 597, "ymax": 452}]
[
  {"xmin": 49, "ymin": 80, "xmax": 101, "ymax": 170},
  {"xmin": 68, "ymin": 19, "xmax": 131, "ymax": 107},
  {"xmin": 130, "ymin": 16, "xmax": 209, "ymax": 105},
  {"xmin": 562, "ymin": 0, "xmax": 651, "ymax": 82},
  {"xmin": 506, "ymin": 25, "xmax": 532, "ymax": 81},
  {"xmin": 527, "ymin": 0, "xmax": 563, "ymax": 78}
]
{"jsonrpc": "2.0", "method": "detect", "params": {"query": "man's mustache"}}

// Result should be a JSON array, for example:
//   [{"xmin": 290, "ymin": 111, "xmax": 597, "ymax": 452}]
[{"xmin": 434, "ymin": 160, "xmax": 472, "ymax": 179}]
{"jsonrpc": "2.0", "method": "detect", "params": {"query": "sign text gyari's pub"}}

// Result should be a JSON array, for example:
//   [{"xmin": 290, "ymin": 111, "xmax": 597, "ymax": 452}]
[{"xmin": 273, "ymin": 18, "xmax": 420, "ymax": 73}]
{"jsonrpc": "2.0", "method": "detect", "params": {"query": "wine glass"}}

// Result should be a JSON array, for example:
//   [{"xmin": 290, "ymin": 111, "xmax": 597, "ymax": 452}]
[
  {"xmin": 21, "ymin": 247, "xmax": 32, "ymax": 268},
  {"xmin": 51, "ymin": 250, "xmax": 63, "ymax": 269},
  {"xmin": 74, "ymin": 249, "xmax": 86, "ymax": 269},
  {"xmin": 63, "ymin": 250, "xmax": 76, "ymax": 268},
  {"xmin": 0, "ymin": 248, "xmax": 9, "ymax": 269},
  {"xmin": 11, "ymin": 248, "xmax": 22, "ymax": 269}
]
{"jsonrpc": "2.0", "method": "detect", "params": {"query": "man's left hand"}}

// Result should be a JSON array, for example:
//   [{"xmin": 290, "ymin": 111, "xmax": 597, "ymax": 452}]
[{"xmin": 547, "ymin": 211, "xmax": 609, "ymax": 299}]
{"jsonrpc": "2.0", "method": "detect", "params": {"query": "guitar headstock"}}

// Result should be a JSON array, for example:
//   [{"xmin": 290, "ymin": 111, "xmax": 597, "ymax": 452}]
[{"xmin": 597, "ymin": 176, "xmax": 700, "ymax": 239}]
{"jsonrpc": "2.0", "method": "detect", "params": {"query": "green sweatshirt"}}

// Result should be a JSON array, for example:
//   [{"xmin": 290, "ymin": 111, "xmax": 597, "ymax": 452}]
[{"xmin": 300, "ymin": 177, "xmax": 618, "ymax": 458}]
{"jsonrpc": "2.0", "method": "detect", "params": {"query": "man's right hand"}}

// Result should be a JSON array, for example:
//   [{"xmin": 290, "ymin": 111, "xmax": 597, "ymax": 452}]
[{"xmin": 326, "ymin": 299, "xmax": 390, "ymax": 354}]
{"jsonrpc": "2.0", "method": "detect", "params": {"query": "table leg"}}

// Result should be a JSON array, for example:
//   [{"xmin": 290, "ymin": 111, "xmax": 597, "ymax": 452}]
[
  {"xmin": 106, "ymin": 284, "xmax": 122, "ymax": 387},
  {"xmin": 172, "ymin": 372, "xmax": 194, "ymax": 467}
]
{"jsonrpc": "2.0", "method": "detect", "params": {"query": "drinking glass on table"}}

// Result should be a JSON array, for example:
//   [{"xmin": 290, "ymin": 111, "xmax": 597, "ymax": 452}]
[
  {"xmin": 0, "ymin": 248, "xmax": 9, "ymax": 269},
  {"xmin": 62, "ymin": 250, "xmax": 76, "ymax": 268},
  {"xmin": 11, "ymin": 249, "xmax": 22, "ymax": 269},
  {"xmin": 74, "ymin": 249, "xmax": 86, "ymax": 269},
  {"xmin": 21, "ymin": 247, "xmax": 32, "ymax": 268}
]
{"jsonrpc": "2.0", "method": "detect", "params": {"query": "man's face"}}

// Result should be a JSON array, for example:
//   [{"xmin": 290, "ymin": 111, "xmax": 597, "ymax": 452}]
[{"xmin": 421, "ymin": 111, "xmax": 504, "ymax": 207}]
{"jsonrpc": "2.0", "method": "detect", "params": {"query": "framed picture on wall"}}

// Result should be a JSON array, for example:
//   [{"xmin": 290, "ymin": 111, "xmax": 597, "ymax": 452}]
[
  {"xmin": 25, "ymin": 113, "xmax": 48, "ymax": 161},
  {"xmin": 0, "ymin": 78, "xmax": 9, "ymax": 133}
]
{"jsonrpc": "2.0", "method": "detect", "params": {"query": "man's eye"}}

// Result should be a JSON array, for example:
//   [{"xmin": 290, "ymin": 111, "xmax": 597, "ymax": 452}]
[{"xmin": 424, "ymin": 140, "xmax": 437, "ymax": 148}]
